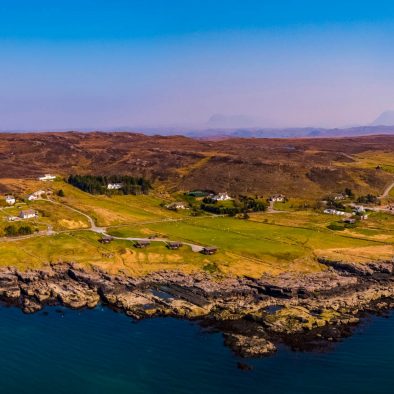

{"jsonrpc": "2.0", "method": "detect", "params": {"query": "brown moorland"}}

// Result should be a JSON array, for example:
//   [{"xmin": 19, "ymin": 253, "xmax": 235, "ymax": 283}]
[{"xmin": 0, "ymin": 132, "xmax": 393, "ymax": 198}]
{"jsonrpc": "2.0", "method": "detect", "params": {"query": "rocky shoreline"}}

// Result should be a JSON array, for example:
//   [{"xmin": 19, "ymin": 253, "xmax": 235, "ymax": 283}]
[{"xmin": 1, "ymin": 259, "xmax": 394, "ymax": 358}]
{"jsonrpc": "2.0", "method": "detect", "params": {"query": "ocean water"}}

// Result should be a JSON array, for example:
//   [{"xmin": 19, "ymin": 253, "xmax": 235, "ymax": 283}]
[{"xmin": 0, "ymin": 306, "xmax": 392, "ymax": 394}]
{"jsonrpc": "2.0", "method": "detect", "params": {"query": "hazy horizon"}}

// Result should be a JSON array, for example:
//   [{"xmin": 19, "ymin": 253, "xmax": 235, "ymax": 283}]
[{"xmin": 1, "ymin": 1, "xmax": 394, "ymax": 130}]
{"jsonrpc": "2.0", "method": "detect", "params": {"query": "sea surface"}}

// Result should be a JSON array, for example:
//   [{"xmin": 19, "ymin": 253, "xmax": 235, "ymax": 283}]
[{"xmin": 0, "ymin": 306, "xmax": 393, "ymax": 394}]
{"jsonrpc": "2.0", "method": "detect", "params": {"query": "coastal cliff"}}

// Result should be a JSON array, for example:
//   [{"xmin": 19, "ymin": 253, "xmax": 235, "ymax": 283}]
[{"xmin": 0, "ymin": 260, "xmax": 393, "ymax": 357}]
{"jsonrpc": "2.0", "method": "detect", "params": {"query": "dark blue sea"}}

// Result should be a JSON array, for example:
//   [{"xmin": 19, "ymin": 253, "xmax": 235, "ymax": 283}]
[{"xmin": 0, "ymin": 305, "xmax": 392, "ymax": 394}]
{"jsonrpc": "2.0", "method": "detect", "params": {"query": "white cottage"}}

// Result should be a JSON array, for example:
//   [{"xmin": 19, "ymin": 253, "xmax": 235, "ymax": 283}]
[
  {"xmin": 107, "ymin": 183, "xmax": 123, "ymax": 190},
  {"xmin": 212, "ymin": 192, "xmax": 232, "ymax": 201},
  {"xmin": 38, "ymin": 174, "xmax": 56, "ymax": 181},
  {"xmin": 5, "ymin": 196, "xmax": 15, "ymax": 205},
  {"xmin": 19, "ymin": 209, "xmax": 37, "ymax": 219}
]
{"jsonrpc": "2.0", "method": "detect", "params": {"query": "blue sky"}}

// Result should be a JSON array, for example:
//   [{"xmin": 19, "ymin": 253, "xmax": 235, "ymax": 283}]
[{"xmin": 1, "ymin": 1, "xmax": 394, "ymax": 129}]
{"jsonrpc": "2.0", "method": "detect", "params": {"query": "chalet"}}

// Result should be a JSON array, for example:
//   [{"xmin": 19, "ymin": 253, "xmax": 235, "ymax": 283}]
[
  {"xmin": 134, "ymin": 240, "xmax": 150, "ymax": 248},
  {"xmin": 19, "ymin": 209, "xmax": 37, "ymax": 219},
  {"xmin": 99, "ymin": 235, "xmax": 113, "ymax": 244},
  {"xmin": 324, "ymin": 209, "xmax": 346, "ymax": 216},
  {"xmin": 167, "ymin": 241, "xmax": 183, "ymax": 250},
  {"xmin": 269, "ymin": 194, "xmax": 286, "ymax": 202},
  {"xmin": 166, "ymin": 202, "xmax": 187, "ymax": 210},
  {"xmin": 5, "ymin": 196, "xmax": 15, "ymax": 205},
  {"xmin": 107, "ymin": 183, "xmax": 123, "ymax": 190},
  {"xmin": 38, "ymin": 174, "xmax": 56, "ymax": 181},
  {"xmin": 201, "ymin": 246, "xmax": 218, "ymax": 255},
  {"xmin": 212, "ymin": 192, "xmax": 232, "ymax": 201},
  {"xmin": 343, "ymin": 218, "xmax": 356, "ymax": 224}
]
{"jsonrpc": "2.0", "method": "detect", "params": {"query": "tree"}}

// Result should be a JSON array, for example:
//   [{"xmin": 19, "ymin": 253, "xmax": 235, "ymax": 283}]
[
  {"xmin": 57, "ymin": 189, "xmax": 65, "ymax": 197},
  {"xmin": 345, "ymin": 188, "xmax": 354, "ymax": 198},
  {"xmin": 4, "ymin": 225, "xmax": 17, "ymax": 237},
  {"xmin": 18, "ymin": 226, "xmax": 33, "ymax": 236}
]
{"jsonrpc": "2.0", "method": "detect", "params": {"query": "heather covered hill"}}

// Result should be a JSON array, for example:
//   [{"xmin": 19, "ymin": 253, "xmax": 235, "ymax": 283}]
[{"xmin": 0, "ymin": 132, "xmax": 393, "ymax": 198}]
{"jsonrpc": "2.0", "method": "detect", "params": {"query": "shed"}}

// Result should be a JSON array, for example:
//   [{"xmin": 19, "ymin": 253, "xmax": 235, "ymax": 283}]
[
  {"xmin": 201, "ymin": 246, "xmax": 218, "ymax": 255},
  {"xmin": 99, "ymin": 235, "xmax": 113, "ymax": 244},
  {"xmin": 134, "ymin": 240, "xmax": 150, "ymax": 248},
  {"xmin": 167, "ymin": 241, "xmax": 183, "ymax": 250}
]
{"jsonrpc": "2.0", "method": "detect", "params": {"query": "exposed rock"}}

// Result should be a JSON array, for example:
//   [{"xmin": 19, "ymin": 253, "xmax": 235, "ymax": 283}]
[
  {"xmin": 224, "ymin": 334, "xmax": 276, "ymax": 357},
  {"xmin": 0, "ymin": 259, "xmax": 393, "ymax": 357}
]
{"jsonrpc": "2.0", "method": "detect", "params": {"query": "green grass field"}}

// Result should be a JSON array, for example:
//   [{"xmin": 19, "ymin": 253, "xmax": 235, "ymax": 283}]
[
  {"xmin": 53, "ymin": 181, "xmax": 184, "ymax": 226},
  {"xmin": 0, "ymin": 179, "xmax": 393, "ymax": 277}
]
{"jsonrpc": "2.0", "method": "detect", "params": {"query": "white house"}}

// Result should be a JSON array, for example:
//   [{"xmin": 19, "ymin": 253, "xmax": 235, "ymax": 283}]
[
  {"xmin": 332, "ymin": 193, "xmax": 346, "ymax": 201},
  {"xmin": 19, "ymin": 209, "xmax": 37, "ymax": 219},
  {"xmin": 166, "ymin": 202, "xmax": 187, "ymax": 210},
  {"xmin": 212, "ymin": 192, "xmax": 232, "ymax": 201},
  {"xmin": 107, "ymin": 183, "xmax": 123, "ymax": 190},
  {"xmin": 269, "ymin": 194, "xmax": 286, "ymax": 202},
  {"xmin": 5, "ymin": 196, "xmax": 15, "ymax": 205},
  {"xmin": 38, "ymin": 174, "xmax": 56, "ymax": 181},
  {"xmin": 324, "ymin": 208, "xmax": 346, "ymax": 216},
  {"xmin": 27, "ymin": 190, "xmax": 46, "ymax": 201}
]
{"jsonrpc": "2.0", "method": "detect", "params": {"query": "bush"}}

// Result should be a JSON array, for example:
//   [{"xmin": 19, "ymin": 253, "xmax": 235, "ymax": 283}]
[
  {"xmin": 18, "ymin": 226, "xmax": 33, "ymax": 235},
  {"xmin": 327, "ymin": 223, "xmax": 345, "ymax": 231},
  {"xmin": 4, "ymin": 225, "xmax": 33, "ymax": 237},
  {"xmin": 203, "ymin": 262, "xmax": 220, "ymax": 274},
  {"xmin": 356, "ymin": 194, "xmax": 379, "ymax": 204},
  {"xmin": 4, "ymin": 225, "xmax": 17, "ymax": 237}
]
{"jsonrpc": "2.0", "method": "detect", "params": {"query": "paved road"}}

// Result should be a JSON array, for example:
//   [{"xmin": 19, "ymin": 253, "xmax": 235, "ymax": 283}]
[{"xmin": 43, "ymin": 198, "xmax": 206, "ymax": 252}]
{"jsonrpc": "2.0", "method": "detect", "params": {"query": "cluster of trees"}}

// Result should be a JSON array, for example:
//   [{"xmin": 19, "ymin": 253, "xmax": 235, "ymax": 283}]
[
  {"xmin": 356, "ymin": 194, "xmax": 379, "ymax": 204},
  {"xmin": 4, "ymin": 225, "xmax": 33, "ymax": 237},
  {"xmin": 67, "ymin": 175, "xmax": 151, "ymax": 195},
  {"xmin": 200, "ymin": 196, "xmax": 267, "ymax": 216}
]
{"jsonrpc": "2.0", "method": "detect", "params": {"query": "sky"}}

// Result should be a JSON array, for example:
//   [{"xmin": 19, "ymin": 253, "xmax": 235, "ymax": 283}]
[{"xmin": 1, "ymin": 0, "xmax": 394, "ymax": 130}]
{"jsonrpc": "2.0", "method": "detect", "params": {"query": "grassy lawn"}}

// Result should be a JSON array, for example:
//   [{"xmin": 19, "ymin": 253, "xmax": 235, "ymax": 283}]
[
  {"xmin": 52, "ymin": 181, "xmax": 185, "ymax": 226},
  {"xmin": 0, "ymin": 179, "xmax": 393, "ymax": 277},
  {"xmin": 29, "ymin": 200, "xmax": 90, "ymax": 230},
  {"xmin": 0, "ymin": 230, "xmax": 221, "ymax": 276},
  {"xmin": 107, "ymin": 215, "xmax": 388, "ymax": 276}
]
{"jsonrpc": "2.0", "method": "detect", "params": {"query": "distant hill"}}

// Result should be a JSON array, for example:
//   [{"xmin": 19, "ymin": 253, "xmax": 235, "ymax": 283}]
[
  {"xmin": 372, "ymin": 111, "xmax": 394, "ymax": 126},
  {"xmin": 2, "ymin": 124, "xmax": 394, "ymax": 140},
  {"xmin": 133, "ymin": 125, "xmax": 394, "ymax": 139},
  {"xmin": 0, "ymin": 132, "xmax": 393, "ymax": 199}
]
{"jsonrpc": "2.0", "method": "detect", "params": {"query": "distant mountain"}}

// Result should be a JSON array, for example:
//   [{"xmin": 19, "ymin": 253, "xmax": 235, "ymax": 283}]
[
  {"xmin": 206, "ymin": 114, "xmax": 259, "ymax": 128},
  {"xmin": 132, "ymin": 125, "xmax": 394, "ymax": 139},
  {"xmin": 2, "ymin": 124, "xmax": 394, "ymax": 140},
  {"xmin": 372, "ymin": 111, "xmax": 394, "ymax": 126}
]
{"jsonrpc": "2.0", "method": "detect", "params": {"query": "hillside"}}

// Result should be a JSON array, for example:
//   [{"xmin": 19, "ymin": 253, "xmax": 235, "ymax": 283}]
[{"xmin": 0, "ymin": 132, "xmax": 393, "ymax": 198}]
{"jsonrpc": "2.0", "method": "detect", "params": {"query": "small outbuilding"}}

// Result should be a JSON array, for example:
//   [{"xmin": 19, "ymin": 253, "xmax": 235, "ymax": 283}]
[
  {"xmin": 134, "ymin": 240, "xmax": 150, "ymax": 248},
  {"xmin": 99, "ymin": 235, "xmax": 113, "ymax": 244},
  {"xmin": 167, "ymin": 241, "xmax": 183, "ymax": 250},
  {"xmin": 201, "ymin": 246, "xmax": 218, "ymax": 255}
]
